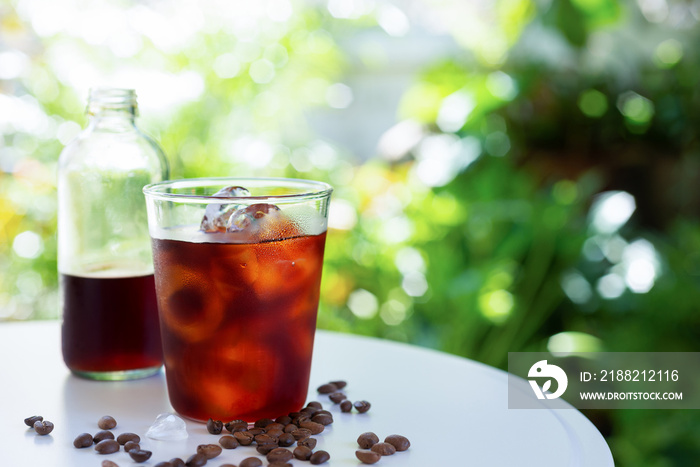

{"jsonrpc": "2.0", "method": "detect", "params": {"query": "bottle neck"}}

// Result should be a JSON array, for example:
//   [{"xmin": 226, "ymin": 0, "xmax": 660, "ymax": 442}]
[{"xmin": 86, "ymin": 88, "xmax": 139, "ymax": 131}]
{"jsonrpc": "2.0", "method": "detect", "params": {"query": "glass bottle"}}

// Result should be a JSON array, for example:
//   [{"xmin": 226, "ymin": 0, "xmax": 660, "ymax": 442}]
[{"xmin": 58, "ymin": 88, "xmax": 169, "ymax": 380}]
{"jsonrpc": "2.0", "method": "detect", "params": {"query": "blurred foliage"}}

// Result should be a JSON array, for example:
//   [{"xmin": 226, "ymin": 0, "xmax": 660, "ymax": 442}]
[{"xmin": 1, "ymin": 0, "xmax": 700, "ymax": 464}]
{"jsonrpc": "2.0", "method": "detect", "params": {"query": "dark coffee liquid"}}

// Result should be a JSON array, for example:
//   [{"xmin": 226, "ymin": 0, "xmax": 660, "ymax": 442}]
[{"xmin": 61, "ymin": 273, "xmax": 163, "ymax": 374}]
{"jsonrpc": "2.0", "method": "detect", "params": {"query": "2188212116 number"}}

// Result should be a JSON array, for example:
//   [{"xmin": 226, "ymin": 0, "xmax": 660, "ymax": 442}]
[{"xmin": 600, "ymin": 370, "xmax": 679, "ymax": 382}]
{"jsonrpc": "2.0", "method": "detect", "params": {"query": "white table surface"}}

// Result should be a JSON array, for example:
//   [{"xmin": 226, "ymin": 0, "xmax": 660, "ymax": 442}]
[{"xmin": 0, "ymin": 321, "xmax": 613, "ymax": 466}]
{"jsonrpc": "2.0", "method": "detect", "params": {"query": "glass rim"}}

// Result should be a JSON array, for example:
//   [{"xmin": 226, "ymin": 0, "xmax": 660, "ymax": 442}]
[{"xmin": 143, "ymin": 177, "xmax": 333, "ymax": 204}]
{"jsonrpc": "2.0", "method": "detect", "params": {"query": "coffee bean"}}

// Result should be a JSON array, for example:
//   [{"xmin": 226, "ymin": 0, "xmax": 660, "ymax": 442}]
[
  {"xmin": 310, "ymin": 450, "xmax": 330, "ymax": 465},
  {"xmin": 93, "ymin": 430, "xmax": 115, "ymax": 443},
  {"xmin": 219, "ymin": 465, "xmax": 236, "ymax": 467},
  {"xmin": 254, "ymin": 418, "xmax": 274, "ymax": 428},
  {"xmin": 283, "ymin": 423, "xmax": 297, "ymax": 433},
  {"xmin": 98, "ymin": 416, "xmax": 117, "ymax": 430},
  {"xmin": 239, "ymin": 457, "xmax": 263, "ymax": 467},
  {"xmin": 95, "ymin": 439, "xmax": 120, "ymax": 454},
  {"xmin": 357, "ymin": 432, "xmax": 379, "ymax": 449},
  {"xmin": 317, "ymin": 383, "xmax": 337, "ymax": 394},
  {"xmin": 247, "ymin": 427, "xmax": 265, "ymax": 436},
  {"xmin": 340, "ymin": 400, "xmax": 352, "ymax": 412},
  {"xmin": 328, "ymin": 392, "xmax": 347, "ymax": 404},
  {"xmin": 278, "ymin": 432, "xmax": 295, "ymax": 447},
  {"xmin": 267, "ymin": 447, "xmax": 293, "ymax": 463},
  {"xmin": 301, "ymin": 406, "xmax": 320, "ymax": 416},
  {"xmin": 234, "ymin": 431, "xmax": 255, "ymax": 446},
  {"xmin": 117, "ymin": 432, "xmax": 140, "ymax": 445},
  {"xmin": 293, "ymin": 445, "xmax": 312, "ymax": 461},
  {"xmin": 24, "ymin": 415, "xmax": 43, "ymax": 427},
  {"xmin": 300, "ymin": 420, "xmax": 324, "ymax": 435},
  {"xmin": 256, "ymin": 444, "xmax": 277, "ymax": 455},
  {"xmin": 371, "ymin": 442, "xmax": 397, "ymax": 456},
  {"xmin": 385, "ymin": 434, "xmax": 411, "ymax": 451},
  {"xmin": 265, "ymin": 422, "xmax": 285, "ymax": 431},
  {"xmin": 225, "ymin": 420, "xmax": 248, "ymax": 433},
  {"xmin": 254, "ymin": 433, "xmax": 277, "ymax": 445},
  {"xmin": 291, "ymin": 428, "xmax": 312, "ymax": 440},
  {"xmin": 185, "ymin": 452, "xmax": 207, "ymax": 467},
  {"xmin": 73, "ymin": 432, "xmax": 93, "ymax": 448},
  {"xmin": 356, "ymin": 450, "xmax": 381, "ymax": 464},
  {"xmin": 123, "ymin": 441, "xmax": 140, "ymax": 453},
  {"xmin": 33, "ymin": 420, "xmax": 54, "ymax": 436},
  {"xmin": 102, "ymin": 461, "xmax": 120, "ymax": 467},
  {"xmin": 266, "ymin": 428, "xmax": 284, "ymax": 438},
  {"xmin": 154, "ymin": 462, "xmax": 173, "ymax": 467},
  {"xmin": 311, "ymin": 413, "xmax": 333, "ymax": 426},
  {"xmin": 219, "ymin": 435, "xmax": 239, "ymax": 449},
  {"xmin": 129, "ymin": 449, "xmax": 153, "ymax": 463},
  {"xmin": 297, "ymin": 437, "xmax": 317, "ymax": 449},
  {"xmin": 197, "ymin": 443, "xmax": 222, "ymax": 459},
  {"xmin": 267, "ymin": 463, "xmax": 291, "ymax": 467},
  {"xmin": 274, "ymin": 414, "xmax": 291, "ymax": 424},
  {"xmin": 169, "ymin": 458, "xmax": 186, "ymax": 467},
  {"xmin": 330, "ymin": 380, "xmax": 347, "ymax": 389},
  {"xmin": 354, "ymin": 400, "xmax": 371, "ymax": 413},
  {"xmin": 207, "ymin": 418, "xmax": 223, "ymax": 435}
]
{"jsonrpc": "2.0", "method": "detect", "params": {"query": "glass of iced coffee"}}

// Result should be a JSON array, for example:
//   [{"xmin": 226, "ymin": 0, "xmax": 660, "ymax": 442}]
[{"xmin": 143, "ymin": 178, "xmax": 332, "ymax": 422}]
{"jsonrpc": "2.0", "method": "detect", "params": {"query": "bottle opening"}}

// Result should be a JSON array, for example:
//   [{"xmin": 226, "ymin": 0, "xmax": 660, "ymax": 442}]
[{"xmin": 87, "ymin": 88, "xmax": 138, "ymax": 115}]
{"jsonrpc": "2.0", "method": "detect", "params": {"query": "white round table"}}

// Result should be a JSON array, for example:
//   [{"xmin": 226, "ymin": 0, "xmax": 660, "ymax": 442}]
[{"xmin": 0, "ymin": 321, "xmax": 613, "ymax": 466}]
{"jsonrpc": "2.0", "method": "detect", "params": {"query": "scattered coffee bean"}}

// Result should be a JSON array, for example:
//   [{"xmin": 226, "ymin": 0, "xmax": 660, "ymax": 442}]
[
  {"xmin": 297, "ymin": 437, "xmax": 317, "ymax": 449},
  {"xmin": 293, "ymin": 445, "xmax": 313, "ymax": 461},
  {"xmin": 276, "ymin": 415, "xmax": 292, "ymax": 425},
  {"xmin": 354, "ymin": 400, "xmax": 371, "ymax": 413},
  {"xmin": 254, "ymin": 418, "xmax": 274, "ymax": 428},
  {"xmin": 129, "ymin": 449, "xmax": 153, "ymax": 463},
  {"xmin": 154, "ymin": 462, "xmax": 173, "ymax": 467},
  {"xmin": 266, "ymin": 422, "xmax": 285, "ymax": 431},
  {"xmin": 206, "ymin": 418, "xmax": 223, "ymax": 434},
  {"xmin": 225, "ymin": 420, "xmax": 248, "ymax": 433},
  {"xmin": 169, "ymin": 458, "xmax": 186, "ymax": 467},
  {"xmin": 233, "ymin": 431, "xmax": 255, "ymax": 446},
  {"xmin": 266, "ymin": 428, "xmax": 284, "ymax": 439},
  {"xmin": 239, "ymin": 457, "xmax": 263, "ymax": 467},
  {"xmin": 328, "ymin": 392, "xmax": 347, "ymax": 404},
  {"xmin": 371, "ymin": 442, "xmax": 397, "ymax": 456},
  {"xmin": 385, "ymin": 434, "xmax": 411, "ymax": 451},
  {"xmin": 301, "ymin": 406, "xmax": 320, "ymax": 416},
  {"xmin": 123, "ymin": 441, "xmax": 140, "ymax": 453},
  {"xmin": 117, "ymin": 432, "xmax": 140, "ymax": 445},
  {"xmin": 98, "ymin": 416, "xmax": 117, "ymax": 430},
  {"xmin": 312, "ymin": 413, "xmax": 333, "ymax": 426},
  {"xmin": 93, "ymin": 430, "xmax": 115, "ymax": 443},
  {"xmin": 356, "ymin": 450, "xmax": 381, "ymax": 464},
  {"xmin": 95, "ymin": 439, "xmax": 120, "ymax": 454},
  {"xmin": 299, "ymin": 420, "xmax": 325, "ymax": 435},
  {"xmin": 24, "ymin": 415, "xmax": 43, "ymax": 427},
  {"xmin": 278, "ymin": 433, "xmax": 295, "ymax": 447},
  {"xmin": 247, "ymin": 427, "xmax": 265, "ymax": 436},
  {"xmin": 291, "ymin": 428, "xmax": 312, "ymax": 441},
  {"xmin": 268, "ymin": 463, "xmax": 292, "ymax": 467},
  {"xmin": 219, "ymin": 465, "xmax": 236, "ymax": 467},
  {"xmin": 267, "ymin": 447, "xmax": 293, "ymax": 463},
  {"xmin": 283, "ymin": 423, "xmax": 297, "ymax": 434},
  {"xmin": 73, "ymin": 432, "xmax": 93, "ymax": 448},
  {"xmin": 254, "ymin": 433, "xmax": 277, "ymax": 445},
  {"xmin": 256, "ymin": 443, "xmax": 278, "ymax": 455},
  {"xmin": 33, "ymin": 420, "xmax": 54, "ymax": 436},
  {"xmin": 310, "ymin": 450, "xmax": 330, "ymax": 465},
  {"xmin": 340, "ymin": 400, "xmax": 353, "ymax": 413},
  {"xmin": 330, "ymin": 380, "xmax": 347, "ymax": 389},
  {"xmin": 317, "ymin": 383, "xmax": 337, "ymax": 394},
  {"xmin": 357, "ymin": 432, "xmax": 379, "ymax": 449},
  {"xmin": 219, "ymin": 435, "xmax": 239, "ymax": 449},
  {"xmin": 197, "ymin": 443, "xmax": 222, "ymax": 459},
  {"xmin": 102, "ymin": 461, "xmax": 120, "ymax": 467},
  {"xmin": 185, "ymin": 452, "xmax": 207, "ymax": 467},
  {"xmin": 306, "ymin": 401, "xmax": 323, "ymax": 410}
]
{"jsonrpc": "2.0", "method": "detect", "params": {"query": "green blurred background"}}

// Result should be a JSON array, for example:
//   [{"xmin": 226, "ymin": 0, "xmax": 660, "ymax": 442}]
[{"xmin": 1, "ymin": 0, "xmax": 699, "ymax": 464}]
